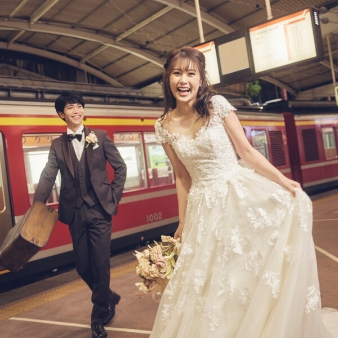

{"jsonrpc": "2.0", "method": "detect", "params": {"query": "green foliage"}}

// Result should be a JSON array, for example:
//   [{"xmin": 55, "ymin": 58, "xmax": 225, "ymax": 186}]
[{"xmin": 246, "ymin": 80, "xmax": 262, "ymax": 99}]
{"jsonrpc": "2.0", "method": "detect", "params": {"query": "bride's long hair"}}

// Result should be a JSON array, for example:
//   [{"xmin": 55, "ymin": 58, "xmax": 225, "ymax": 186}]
[{"xmin": 161, "ymin": 46, "xmax": 215, "ymax": 119}]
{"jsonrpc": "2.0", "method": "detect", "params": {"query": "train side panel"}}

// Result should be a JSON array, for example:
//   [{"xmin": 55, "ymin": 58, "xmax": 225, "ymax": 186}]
[
  {"xmin": 239, "ymin": 112, "xmax": 292, "ymax": 178},
  {"xmin": 294, "ymin": 114, "xmax": 338, "ymax": 194}
]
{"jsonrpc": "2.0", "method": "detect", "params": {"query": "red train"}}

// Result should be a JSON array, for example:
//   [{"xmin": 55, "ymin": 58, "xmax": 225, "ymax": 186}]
[
  {"xmin": 263, "ymin": 99, "xmax": 338, "ymax": 194},
  {"xmin": 0, "ymin": 95, "xmax": 337, "ymax": 289}
]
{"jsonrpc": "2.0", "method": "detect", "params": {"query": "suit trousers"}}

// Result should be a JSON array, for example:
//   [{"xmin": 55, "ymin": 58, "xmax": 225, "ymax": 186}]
[{"xmin": 69, "ymin": 202, "xmax": 113, "ymax": 324}]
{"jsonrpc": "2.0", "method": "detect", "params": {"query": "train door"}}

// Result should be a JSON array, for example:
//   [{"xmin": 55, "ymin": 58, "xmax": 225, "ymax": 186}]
[{"xmin": 0, "ymin": 132, "xmax": 13, "ymax": 246}]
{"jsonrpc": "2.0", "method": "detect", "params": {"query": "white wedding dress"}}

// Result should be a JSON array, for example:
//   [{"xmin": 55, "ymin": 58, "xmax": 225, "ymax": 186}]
[{"xmin": 149, "ymin": 95, "xmax": 333, "ymax": 338}]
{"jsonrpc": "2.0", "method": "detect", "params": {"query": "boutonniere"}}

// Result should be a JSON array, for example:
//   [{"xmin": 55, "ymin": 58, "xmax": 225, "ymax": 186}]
[{"xmin": 85, "ymin": 131, "xmax": 99, "ymax": 149}]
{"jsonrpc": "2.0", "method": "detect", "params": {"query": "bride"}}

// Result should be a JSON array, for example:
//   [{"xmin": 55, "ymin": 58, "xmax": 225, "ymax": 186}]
[{"xmin": 149, "ymin": 46, "xmax": 333, "ymax": 337}]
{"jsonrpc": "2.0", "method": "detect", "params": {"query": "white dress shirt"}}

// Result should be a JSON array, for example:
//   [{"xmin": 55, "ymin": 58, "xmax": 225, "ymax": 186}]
[{"xmin": 67, "ymin": 125, "xmax": 85, "ymax": 161}]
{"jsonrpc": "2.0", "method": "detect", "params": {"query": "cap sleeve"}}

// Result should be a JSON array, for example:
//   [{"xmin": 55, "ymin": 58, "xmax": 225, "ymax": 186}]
[
  {"xmin": 155, "ymin": 119, "xmax": 170, "ymax": 144},
  {"xmin": 211, "ymin": 95, "xmax": 236, "ymax": 119}
]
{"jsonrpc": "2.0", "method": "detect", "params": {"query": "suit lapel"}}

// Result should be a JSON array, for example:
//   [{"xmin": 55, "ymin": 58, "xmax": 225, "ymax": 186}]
[
  {"xmin": 84, "ymin": 126, "xmax": 93, "ymax": 175},
  {"xmin": 62, "ymin": 134, "xmax": 75, "ymax": 179}
]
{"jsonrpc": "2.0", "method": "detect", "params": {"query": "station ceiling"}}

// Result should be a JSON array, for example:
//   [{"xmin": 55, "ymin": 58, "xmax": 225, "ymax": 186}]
[{"xmin": 0, "ymin": 0, "xmax": 337, "ymax": 101}]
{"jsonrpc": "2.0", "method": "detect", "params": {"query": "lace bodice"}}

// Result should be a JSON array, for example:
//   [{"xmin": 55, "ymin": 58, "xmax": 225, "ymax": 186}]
[{"xmin": 155, "ymin": 95, "xmax": 239, "ymax": 187}]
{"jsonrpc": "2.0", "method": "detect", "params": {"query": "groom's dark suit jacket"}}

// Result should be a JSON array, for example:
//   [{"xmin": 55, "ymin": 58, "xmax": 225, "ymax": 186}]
[{"xmin": 34, "ymin": 126, "xmax": 127, "ymax": 224}]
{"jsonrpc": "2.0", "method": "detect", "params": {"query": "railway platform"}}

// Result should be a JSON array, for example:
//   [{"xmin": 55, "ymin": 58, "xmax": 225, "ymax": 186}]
[{"xmin": 0, "ymin": 189, "xmax": 338, "ymax": 338}]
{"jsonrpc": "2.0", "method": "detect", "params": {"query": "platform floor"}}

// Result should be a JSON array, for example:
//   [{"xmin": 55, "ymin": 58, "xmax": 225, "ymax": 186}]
[{"xmin": 0, "ymin": 189, "xmax": 338, "ymax": 338}]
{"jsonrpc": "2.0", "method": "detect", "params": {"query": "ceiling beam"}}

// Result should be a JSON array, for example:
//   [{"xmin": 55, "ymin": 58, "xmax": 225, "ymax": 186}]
[
  {"xmin": 320, "ymin": 59, "xmax": 338, "ymax": 74},
  {"xmin": 0, "ymin": 41, "xmax": 124, "ymax": 87},
  {"xmin": 79, "ymin": 45, "xmax": 110, "ymax": 65},
  {"xmin": 30, "ymin": 0, "xmax": 60, "ymax": 23},
  {"xmin": 0, "ymin": 20, "xmax": 164, "ymax": 67},
  {"xmin": 116, "ymin": 6, "xmax": 173, "ymax": 42},
  {"xmin": 7, "ymin": 0, "xmax": 30, "ymax": 19},
  {"xmin": 9, "ymin": 31, "xmax": 25, "ymax": 44},
  {"xmin": 8, "ymin": 0, "xmax": 60, "ymax": 44},
  {"xmin": 260, "ymin": 76, "xmax": 297, "ymax": 96},
  {"xmin": 295, "ymin": 82, "xmax": 336, "ymax": 100},
  {"xmin": 151, "ymin": 0, "xmax": 236, "ymax": 34},
  {"xmin": 79, "ymin": 6, "xmax": 174, "ymax": 64}
]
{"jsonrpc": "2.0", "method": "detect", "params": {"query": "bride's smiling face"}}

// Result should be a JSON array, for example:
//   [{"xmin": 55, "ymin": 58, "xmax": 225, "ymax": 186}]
[{"xmin": 169, "ymin": 59, "xmax": 201, "ymax": 105}]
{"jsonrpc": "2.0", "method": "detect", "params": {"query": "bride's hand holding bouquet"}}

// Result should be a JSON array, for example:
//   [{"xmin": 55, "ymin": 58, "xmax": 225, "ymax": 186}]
[{"xmin": 134, "ymin": 235, "xmax": 181, "ymax": 300}]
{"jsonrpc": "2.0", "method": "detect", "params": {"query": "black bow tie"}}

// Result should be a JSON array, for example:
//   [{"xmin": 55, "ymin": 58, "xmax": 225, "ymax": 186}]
[{"xmin": 67, "ymin": 134, "xmax": 82, "ymax": 142}]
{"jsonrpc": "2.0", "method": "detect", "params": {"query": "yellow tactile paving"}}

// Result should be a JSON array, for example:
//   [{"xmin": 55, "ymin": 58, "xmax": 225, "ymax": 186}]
[{"xmin": 0, "ymin": 261, "xmax": 135, "ymax": 322}]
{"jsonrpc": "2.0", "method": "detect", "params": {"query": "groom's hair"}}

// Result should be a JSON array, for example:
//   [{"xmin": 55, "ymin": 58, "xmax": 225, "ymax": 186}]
[{"xmin": 55, "ymin": 90, "xmax": 85, "ymax": 116}]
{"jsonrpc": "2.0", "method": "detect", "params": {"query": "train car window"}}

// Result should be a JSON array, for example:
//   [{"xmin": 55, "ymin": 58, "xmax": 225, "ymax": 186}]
[
  {"xmin": 144, "ymin": 132, "xmax": 174, "ymax": 187},
  {"xmin": 302, "ymin": 129, "xmax": 319, "ymax": 162},
  {"xmin": 114, "ymin": 132, "xmax": 147, "ymax": 191},
  {"xmin": 322, "ymin": 127, "xmax": 337, "ymax": 160},
  {"xmin": 268, "ymin": 130, "xmax": 286, "ymax": 167},
  {"xmin": 251, "ymin": 130, "xmax": 270, "ymax": 160},
  {"xmin": 22, "ymin": 134, "xmax": 62, "ymax": 205}
]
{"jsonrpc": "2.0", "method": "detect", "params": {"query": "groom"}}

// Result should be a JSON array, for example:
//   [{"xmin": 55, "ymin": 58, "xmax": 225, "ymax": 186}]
[{"xmin": 34, "ymin": 90, "xmax": 127, "ymax": 338}]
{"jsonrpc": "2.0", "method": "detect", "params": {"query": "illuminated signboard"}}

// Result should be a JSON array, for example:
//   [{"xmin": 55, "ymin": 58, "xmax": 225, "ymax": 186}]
[
  {"xmin": 249, "ymin": 8, "xmax": 323, "ymax": 74},
  {"xmin": 195, "ymin": 41, "xmax": 221, "ymax": 85},
  {"xmin": 195, "ymin": 29, "xmax": 253, "ymax": 86}
]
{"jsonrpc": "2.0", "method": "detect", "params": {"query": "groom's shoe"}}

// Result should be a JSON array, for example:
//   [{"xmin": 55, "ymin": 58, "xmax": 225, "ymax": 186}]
[
  {"xmin": 103, "ymin": 291, "xmax": 121, "ymax": 326},
  {"xmin": 91, "ymin": 323, "xmax": 107, "ymax": 338}
]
